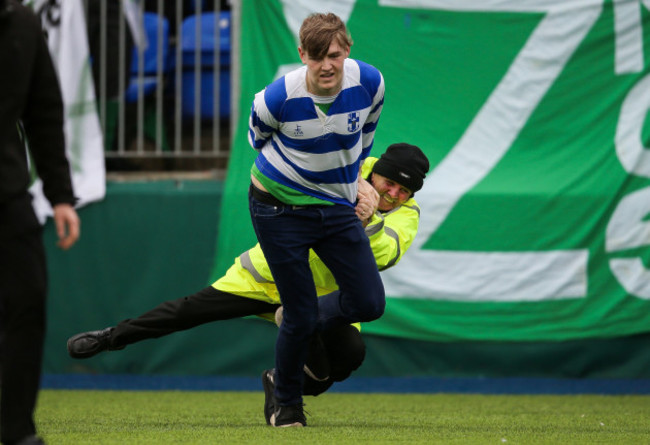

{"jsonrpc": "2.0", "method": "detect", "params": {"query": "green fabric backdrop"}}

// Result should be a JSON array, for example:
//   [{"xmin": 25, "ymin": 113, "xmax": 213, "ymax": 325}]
[
  {"xmin": 213, "ymin": 0, "xmax": 650, "ymax": 343},
  {"xmin": 40, "ymin": 0, "xmax": 650, "ymax": 379},
  {"xmin": 42, "ymin": 180, "xmax": 650, "ymax": 378}
]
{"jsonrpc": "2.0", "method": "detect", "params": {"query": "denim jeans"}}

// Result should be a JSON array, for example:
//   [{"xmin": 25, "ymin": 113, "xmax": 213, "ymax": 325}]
[{"xmin": 249, "ymin": 191, "xmax": 385, "ymax": 405}]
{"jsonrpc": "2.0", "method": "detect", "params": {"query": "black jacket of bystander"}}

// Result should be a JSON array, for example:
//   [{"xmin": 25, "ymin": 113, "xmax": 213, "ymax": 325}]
[{"xmin": 0, "ymin": 0, "xmax": 75, "ymax": 206}]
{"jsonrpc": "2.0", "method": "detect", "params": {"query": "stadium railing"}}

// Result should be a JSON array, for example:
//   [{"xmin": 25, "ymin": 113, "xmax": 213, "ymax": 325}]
[{"xmin": 82, "ymin": 0, "xmax": 235, "ymax": 172}]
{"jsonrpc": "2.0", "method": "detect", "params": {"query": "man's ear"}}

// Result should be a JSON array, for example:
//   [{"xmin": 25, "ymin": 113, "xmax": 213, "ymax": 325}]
[{"xmin": 298, "ymin": 46, "xmax": 307, "ymax": 64}]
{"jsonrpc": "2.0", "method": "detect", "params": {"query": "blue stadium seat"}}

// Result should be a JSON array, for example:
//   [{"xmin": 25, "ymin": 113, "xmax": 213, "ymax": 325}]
[
  {"xmin": 125, "ymin": 12, "xmax": 170, "ymax": 103},
  {"xmin": 179, "ymin": 11, "xmax": 231, "ymax": 120}
]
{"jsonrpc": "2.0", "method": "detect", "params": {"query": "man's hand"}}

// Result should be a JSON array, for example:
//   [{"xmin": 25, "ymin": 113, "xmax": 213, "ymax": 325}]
[
  {"xmin": 355, "ymin": 176, "xmax": 379, "ymax": 224},
  {"xmin": 53, "ymin": 203, "xmax": 80, "ymax": 250}
]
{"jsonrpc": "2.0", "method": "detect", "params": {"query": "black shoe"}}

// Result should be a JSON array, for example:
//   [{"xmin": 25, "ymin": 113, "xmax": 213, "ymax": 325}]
[
  {"xmin": 261, "ymin": 369, "xmax": 276, "ymax": 425},
  {"xmin": 270, "ymin": 403, "xmax": 307, "ymax": 427},
  {"xmin": 67, "ymin": 327, "xmax": 124, "ymax": 359}
]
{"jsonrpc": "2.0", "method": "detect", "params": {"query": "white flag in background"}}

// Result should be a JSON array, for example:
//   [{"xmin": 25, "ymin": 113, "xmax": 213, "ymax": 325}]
[{"xmin": 27, "ymin": 0, "xmax": 106, "ymax": 223}]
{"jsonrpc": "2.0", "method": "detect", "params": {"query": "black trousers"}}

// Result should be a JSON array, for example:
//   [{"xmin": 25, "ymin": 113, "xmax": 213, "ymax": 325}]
[
  {"xmin": 0, "ymin": 193, "xmax": 47, "ymax": 444},
  {"xmin": 110, "ymin": 286, "xmax": 366, "ymax": 395}
]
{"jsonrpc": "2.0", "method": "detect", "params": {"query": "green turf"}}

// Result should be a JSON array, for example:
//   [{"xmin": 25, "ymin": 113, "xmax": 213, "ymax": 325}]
[{"xmin": 35, "ymin": 390, "xmax": 650, "ymax": 444}]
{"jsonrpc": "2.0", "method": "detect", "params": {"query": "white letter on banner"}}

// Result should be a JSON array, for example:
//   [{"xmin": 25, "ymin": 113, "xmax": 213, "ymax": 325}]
[
  {"xmin": 274, "ymin": 0, "xmax": 357, "ymax": 80},
  {"xmin": 280, "ymin": 0, "xmax": 356, "ymax": 39},
  {"xmin": 606, "ymin": 20, "xmax": 650, "ymax": 299},
  {"xmin": 606, "ymin": 187, "xmax": 650, "ymax": 252},
  {"xmin": 613, "ymin": 0, "xmax": 645, "ymax": 74},
  {"xmin": 607, "ymin": 187, "xmax": 650, "ymax": 299},
  {"xmin": 615, "ymin": 73, "xmax": 650, "ymax": 176},
  {"xmin": 609, "ymin": 258, "xmax": 650, "ymax": 298},
  {"xmin": 609, "ymin": 70, "xmax": 650, "ymax": 298},
  {"xmin": 382, "ymin": 250, "xmax": 588, "ymax": 302},
  {"xmin": 378, "ymin": 0, "xmax": 599, "ymax": 302}
]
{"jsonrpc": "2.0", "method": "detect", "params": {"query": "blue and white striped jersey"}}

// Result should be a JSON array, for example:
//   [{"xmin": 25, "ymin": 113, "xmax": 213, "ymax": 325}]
[{"xmin": 248, "ymin": 58, "xmax": 385, "ymax": 207}]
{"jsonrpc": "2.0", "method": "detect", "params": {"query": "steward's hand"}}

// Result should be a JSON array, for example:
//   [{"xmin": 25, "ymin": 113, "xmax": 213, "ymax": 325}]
[{"xmin": 355, "ymin": 176, "xmax": 379, "ymax": 224}]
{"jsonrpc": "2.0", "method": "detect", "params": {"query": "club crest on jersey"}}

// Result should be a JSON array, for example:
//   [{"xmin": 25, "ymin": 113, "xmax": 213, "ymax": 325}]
[
  {"xmin": 347, "ymin": 112, "xmax": 360, "ymax": 132},
  {"xmin": 294, "ymin": 124, "xmax": 304, "ymax": 137}
]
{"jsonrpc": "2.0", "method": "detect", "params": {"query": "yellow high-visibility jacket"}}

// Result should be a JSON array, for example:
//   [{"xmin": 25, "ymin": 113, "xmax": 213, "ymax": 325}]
[{"xmin": 212, "ymin": 157, "xmax": 421, "ymax": 323}]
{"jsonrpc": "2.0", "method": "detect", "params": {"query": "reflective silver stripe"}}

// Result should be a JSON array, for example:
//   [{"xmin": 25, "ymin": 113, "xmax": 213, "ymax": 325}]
[
  {"xmin": 401, "ymin": 202, "xmax": 420, "ymax": 216},
  {"xmin": 364, "ymin": 213, "xmax": 385, "ymax": 237},
  {"xmin": 239, "ymin": 250, "xmax": 273, "ymax": 283},
  {"xmin": 379, "ymin": 225, "xmax": 401, "ymax": 271},
  {"xmin": 409, "ymin": 203, "xmax": 421, "ymax": 216}
]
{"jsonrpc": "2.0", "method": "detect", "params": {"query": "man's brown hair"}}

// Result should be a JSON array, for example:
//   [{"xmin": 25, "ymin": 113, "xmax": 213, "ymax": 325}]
[{"xmin": 299, "ymin": 13, "xmax": 353, "ymax": 60}]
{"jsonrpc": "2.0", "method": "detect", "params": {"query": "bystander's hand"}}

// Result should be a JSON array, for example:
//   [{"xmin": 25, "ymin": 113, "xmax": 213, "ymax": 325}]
[{"xmin": 53, "ymin": 203, "xmax": 80, "ymax": 250}]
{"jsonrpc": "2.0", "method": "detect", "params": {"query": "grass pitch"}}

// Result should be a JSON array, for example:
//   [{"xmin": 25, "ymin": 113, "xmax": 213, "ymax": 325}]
[{"xmin": 36, "ymin": 390, "xmax": 650, "ymax": 444}]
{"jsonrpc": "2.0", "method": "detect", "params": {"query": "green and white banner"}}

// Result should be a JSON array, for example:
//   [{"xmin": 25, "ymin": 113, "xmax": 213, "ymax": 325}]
[
  {"xmin": 214, "ymin": 0, "xmax": 650, "ymax": 342},
  {"xmin": 28, "ymin": 0, "xmax": 106, "ymax": 222}
]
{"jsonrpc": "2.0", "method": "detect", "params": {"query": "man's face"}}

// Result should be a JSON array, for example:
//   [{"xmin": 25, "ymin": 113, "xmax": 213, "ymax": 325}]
[
  {"xmin": 371, "ymin": 173, "xmax": 413, "ymax": 212},
  {"xmin": 298, "ymin": 40, "xmax": 350, "ymax": 96}
]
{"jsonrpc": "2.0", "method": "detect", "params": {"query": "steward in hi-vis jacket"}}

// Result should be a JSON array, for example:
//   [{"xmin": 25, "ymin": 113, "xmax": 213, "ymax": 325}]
[{"xmin": 67, "ymin": 143, "xmax": 430, "ymax": 407}]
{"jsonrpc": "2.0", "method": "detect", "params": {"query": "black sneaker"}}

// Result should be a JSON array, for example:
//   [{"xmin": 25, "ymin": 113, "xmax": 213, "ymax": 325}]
[
  {"xmin": 270, "ymin": 403, "xmax": 307, "ymax": 427},
  {"xmin": 67, "ymin": 327, "xmax": 124, "ymax": 359},
  {"xmin": 261, "ymin": 369, "xmax": 276, "ymax": 425}
]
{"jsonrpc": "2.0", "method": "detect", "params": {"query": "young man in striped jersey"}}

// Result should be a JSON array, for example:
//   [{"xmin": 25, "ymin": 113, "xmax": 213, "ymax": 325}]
[{"xmin": 247, "ymin": 12, "xmax": 386, "ymax": 427}]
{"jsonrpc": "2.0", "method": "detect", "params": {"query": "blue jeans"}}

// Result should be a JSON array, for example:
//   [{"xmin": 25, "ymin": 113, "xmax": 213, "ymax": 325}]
[{"xmin": 249, "ymin": 190, "xmax": 385, "ymax": 406}]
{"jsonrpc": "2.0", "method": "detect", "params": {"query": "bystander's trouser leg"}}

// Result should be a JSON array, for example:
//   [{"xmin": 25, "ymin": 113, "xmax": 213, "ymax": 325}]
[{"xmin": 0, "ymin": 194, "xmax": 47, "ymax": 444}]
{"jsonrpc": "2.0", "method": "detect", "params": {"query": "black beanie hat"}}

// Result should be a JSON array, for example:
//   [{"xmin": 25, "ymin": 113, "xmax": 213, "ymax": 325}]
[{"xmin": 372, "ymin": 143, "xmax": 430, "ymax": 193}]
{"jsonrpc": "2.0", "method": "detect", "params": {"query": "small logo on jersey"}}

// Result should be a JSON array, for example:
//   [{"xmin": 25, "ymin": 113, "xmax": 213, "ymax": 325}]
[
  {"xmin": 294, "ymin": 125, "xmax": 304, "ymax": 137},
  {"xmin": 347, "ymin": 112, "xmax": 360, "ymax": 132}
]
